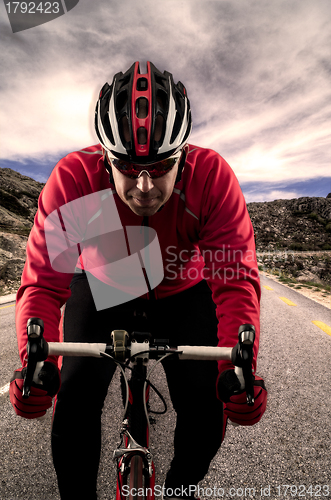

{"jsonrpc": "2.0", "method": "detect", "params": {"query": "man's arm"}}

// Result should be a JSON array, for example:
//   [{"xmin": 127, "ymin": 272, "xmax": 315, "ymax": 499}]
[
  {"xmin": 198, "ymin": 154, "xmax": 261, "ymax": 374},
  {"xmin": 197, "ymin": 152, "xmax": 266, "ymax": 425},
  {"xmin": 15, "ymin": 159, "xmax": 87, "ymax": 366}
]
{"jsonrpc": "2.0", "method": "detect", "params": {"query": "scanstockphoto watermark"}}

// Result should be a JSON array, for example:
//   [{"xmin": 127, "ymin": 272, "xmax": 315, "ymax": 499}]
[
  {"xmin": 3, "ymin": 0, "xmax": 79, "ymax": 33},
  {"xmin": 165, "ymin": 245, "xmax": 259, "ymax": 283},
  {"xmin": 166, "ymin": 246, "xmax": 258, "ymax": 265},
  {"xmin": 122, "ymin": 484, "xmax": 258, "ymax": 498},
  {"xmin": 155, "ymin": 485, "xmax": 257, "ymax": 498},
  {"xmin": 165, "ymin": 262, "xmax": 259, "ymax": 283},
  {"xmin": 122, "ymin": 484, "xmax": 331, "ymax": 498}
]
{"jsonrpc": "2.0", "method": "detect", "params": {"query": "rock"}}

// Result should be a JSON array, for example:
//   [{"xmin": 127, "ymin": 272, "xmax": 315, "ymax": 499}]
[{"xmin": 296, "ymin": 271, "xmax": 321, "ymax": 283}]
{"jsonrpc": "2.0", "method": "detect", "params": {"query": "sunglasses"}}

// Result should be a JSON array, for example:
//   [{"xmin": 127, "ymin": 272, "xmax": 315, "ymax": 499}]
[{"xmin": 108, "ymin": 152, "xmax": 182, "ymax": 179}]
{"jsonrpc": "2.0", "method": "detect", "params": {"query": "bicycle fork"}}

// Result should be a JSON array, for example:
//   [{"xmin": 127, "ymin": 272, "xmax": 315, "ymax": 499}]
[{"xmin": 114, "ymin": 357, "xmax": 155, "ymax": 500}]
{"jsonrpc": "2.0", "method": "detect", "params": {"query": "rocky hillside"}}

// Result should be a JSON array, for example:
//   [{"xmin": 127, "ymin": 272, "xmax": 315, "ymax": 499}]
[
  {"xmin": 0, "ymin": 167, "xmax": 45, "ymax": 235},
  {"xmin": 0, "ymin": 167, "xmax": 330, "ymax": 294},
  {"xmin": 0, "ymin": 168, "xmax": 45, "ymax": 294},
  {"xmin": 248, "ymin": 196, "xmax": 331, "ymax": 252}
]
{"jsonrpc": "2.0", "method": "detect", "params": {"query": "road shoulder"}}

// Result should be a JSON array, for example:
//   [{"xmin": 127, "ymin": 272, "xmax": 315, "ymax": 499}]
[{"xmin": 260, "ymin": 271, "xmax": 330, "ymax": 309}]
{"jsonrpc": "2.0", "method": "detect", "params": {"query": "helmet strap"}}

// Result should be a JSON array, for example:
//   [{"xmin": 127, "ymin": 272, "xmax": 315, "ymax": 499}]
[
  {"xmin": 103, "ymin": 151, "xmax": 115, "ymax": 185},
  {"xmin": 174, "ymin": 145, "xmax": 188, "ymax": 184}
]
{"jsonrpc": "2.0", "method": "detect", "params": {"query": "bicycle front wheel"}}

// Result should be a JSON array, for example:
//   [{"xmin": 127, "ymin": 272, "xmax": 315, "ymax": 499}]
[{"xmin": 128, "ymin": 455, "xmax": 147, "ymax": 500}]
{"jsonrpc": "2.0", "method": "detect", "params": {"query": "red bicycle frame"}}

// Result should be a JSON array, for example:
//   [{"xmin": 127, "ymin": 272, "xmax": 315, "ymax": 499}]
[{"xmin": 115, "ymin": 355, "xmax": 156, "ymax": 500}]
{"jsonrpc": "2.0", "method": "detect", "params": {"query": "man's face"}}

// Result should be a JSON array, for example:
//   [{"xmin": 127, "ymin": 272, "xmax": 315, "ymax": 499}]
[{"xmin": 111, "ymin": 161, "xmax": 179, "ymax": 217}]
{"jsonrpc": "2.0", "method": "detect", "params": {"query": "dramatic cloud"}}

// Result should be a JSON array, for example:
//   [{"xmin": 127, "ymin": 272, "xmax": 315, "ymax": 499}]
[{"xmin": 0, "ymin": 0, "xmax": 330, "ymax": 200}]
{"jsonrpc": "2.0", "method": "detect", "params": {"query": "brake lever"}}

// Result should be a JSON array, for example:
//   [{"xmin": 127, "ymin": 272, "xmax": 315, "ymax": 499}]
[
  {"xmin": 231, "ymin": 324, "xmax": 255, "ymax": 406},
  {"xmin": 23, "ymin": 318, "xmax": 48, "ymax": 398}
]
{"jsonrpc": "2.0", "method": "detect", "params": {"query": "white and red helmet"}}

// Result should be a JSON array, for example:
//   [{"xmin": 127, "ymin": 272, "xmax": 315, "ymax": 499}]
[{"xmin": 95, "ymin": 61, "xmax": 192, "ymax": 164}]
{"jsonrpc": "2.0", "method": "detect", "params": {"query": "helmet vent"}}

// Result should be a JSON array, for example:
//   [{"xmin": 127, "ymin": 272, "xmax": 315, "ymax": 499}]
[
  {"xmin": 119, "ymin": 116, "xmax": 131, "ymax": 143},
  {"xmin": 95, "ymin": 97, "xmax": 115, "ymax": 146},
  {"xmin": 156, "ymin": 89, "xmax": 167, "ymax": 112},
  {"xmin": 116, "ymin": 90, "xmax": 128, "ymax": 113},
  {"xmin": 170, "ymin": 111, "xmax": 182, "ymax": 144},
  {"xmin": 137, "ymin": 127, "xmax": 147, "ymax": 145},
  {"xmin": 154, "ymin": 73, "xmax": 167, "ymax": 88},
  {"xmin": 119, "ymin": 74, "xmax": 131, "ymax": 89},
  {"xmin": 136, "ymin": 97, "xmax": 148, "ymax": 118},
  {"xmin": 174, "ymin": 90, "xmax": 184, "ymax": 112},
  {"xmin": 137, "ymin": 78, "xmax": 148, "ymax": 91},
  {"xmin": 154, "ymin": 114, "xmax": 165, "ymax": 143}
]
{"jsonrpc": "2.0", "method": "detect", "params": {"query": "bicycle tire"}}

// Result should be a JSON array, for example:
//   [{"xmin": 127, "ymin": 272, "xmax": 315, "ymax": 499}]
[
  {"xmin": 117, "ymin": 454, "xmax": 154, "ymax": 500},
  {"xmin": 117, "ymin": 357, "xmax": 154, "ymax": 500},
  {"xmin": 128, "ymin": 455, "xmax": 146, "ymax": 500}
]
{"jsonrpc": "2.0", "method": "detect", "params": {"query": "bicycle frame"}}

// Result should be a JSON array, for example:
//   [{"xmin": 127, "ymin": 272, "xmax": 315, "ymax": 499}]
[
  {"xmin": 112, "ymin": 331, "xmax": 173, "ymax": 500},
  {"xmin": 114, "ymin": 355, "xmax": 155, "ymax": 500},
  {"xmin": 22, "ymin": 318, "xmax": 255, "ymax": 500}
]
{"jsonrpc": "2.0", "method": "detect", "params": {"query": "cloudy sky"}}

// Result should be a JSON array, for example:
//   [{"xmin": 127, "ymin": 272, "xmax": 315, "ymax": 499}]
[{"xmin": 0, "ymin": 0, "xmax": 330, "ymax": 202}]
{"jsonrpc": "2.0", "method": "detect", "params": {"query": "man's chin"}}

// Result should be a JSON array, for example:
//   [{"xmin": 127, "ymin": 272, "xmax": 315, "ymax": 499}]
[
  {"xmin": 128, "ymin": 201, "xmax": 161, "ymax": 216},
  {"xmin": 130, "ymin": 205, "xmax": 161, "ymax": 216},
  {"xmin": 128, "ymin": 197, "xmax": 162, "ymax": 216}
]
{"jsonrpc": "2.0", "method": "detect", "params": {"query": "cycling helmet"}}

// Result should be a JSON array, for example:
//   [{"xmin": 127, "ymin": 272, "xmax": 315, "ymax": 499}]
[{"xmin": 95, "ymin": 61, "xmax": 192, "ymax": 165}]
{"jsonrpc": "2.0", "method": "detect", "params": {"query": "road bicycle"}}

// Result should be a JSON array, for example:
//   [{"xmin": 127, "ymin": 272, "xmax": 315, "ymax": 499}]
[{"xmin": 23, "ymin": 318, "xmax": 256, "ymax": 500}]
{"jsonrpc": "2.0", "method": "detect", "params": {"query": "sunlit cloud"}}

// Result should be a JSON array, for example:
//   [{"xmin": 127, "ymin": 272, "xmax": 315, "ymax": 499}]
[
  {"xmin": 0, "ymin": 0, "xmax": 330, "ymax": 201},
  {"xmin": 0, "ymin": 73, "xmax": 94, "ymax": 160}
]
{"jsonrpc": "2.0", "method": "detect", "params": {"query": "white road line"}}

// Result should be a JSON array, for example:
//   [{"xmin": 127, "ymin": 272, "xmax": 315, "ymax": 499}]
[{"xmin": 0, "ymin": 382, "xmax": 10, "ymax": 396}]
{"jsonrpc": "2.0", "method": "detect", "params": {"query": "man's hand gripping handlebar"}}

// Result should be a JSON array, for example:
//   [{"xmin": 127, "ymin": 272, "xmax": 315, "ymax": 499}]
[
  {"xmin": 231, "ymin": 324, "xmax": 256, "ymax": 406},
  {"xmin": 9, "ymin": 318, "xmax": 60, "ymax": 420},
  {"xmin": 22, "ymin": 318, "xmax": 50, "ymax": 398},
  {"xmin": 217, "ymin": 324, "xmax": 268, "ymax": 426}
]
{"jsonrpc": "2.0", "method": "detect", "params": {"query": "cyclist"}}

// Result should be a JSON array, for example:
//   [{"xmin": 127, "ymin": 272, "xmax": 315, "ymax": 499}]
[{"xmin": 10, "ymin": 61, "xmax": 267, "ymax": 500}]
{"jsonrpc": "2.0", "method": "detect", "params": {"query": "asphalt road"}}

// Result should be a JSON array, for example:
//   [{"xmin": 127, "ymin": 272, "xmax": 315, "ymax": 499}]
[{"xmin": 1, "ymin": 275, "xmax": 330, "ymax": 500}]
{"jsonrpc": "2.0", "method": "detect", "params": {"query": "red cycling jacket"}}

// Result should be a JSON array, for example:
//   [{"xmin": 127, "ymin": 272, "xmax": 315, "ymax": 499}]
[{"xmin": 15, "ymin": 143, "xmax": 261, "ymax": 374}]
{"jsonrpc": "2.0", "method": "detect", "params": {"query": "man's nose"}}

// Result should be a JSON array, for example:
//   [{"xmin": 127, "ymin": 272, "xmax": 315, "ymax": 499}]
[{"xmin": 136, "ymin": 172, "xmax": 154, "ymax": 192}]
